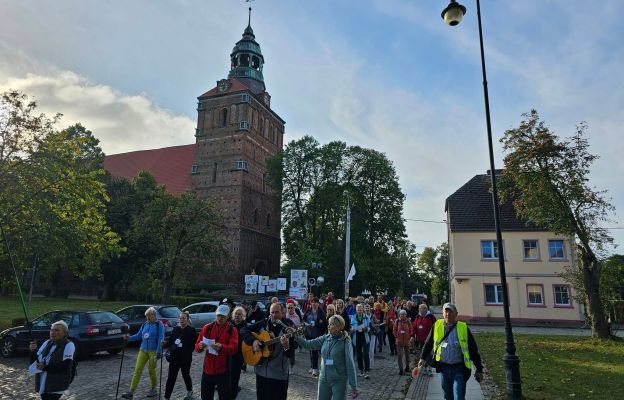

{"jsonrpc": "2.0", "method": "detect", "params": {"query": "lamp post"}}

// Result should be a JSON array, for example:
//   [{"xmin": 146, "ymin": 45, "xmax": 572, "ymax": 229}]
[{"xmin": 441, "ymin": 0, "xmax": 522, "ymax": 397}]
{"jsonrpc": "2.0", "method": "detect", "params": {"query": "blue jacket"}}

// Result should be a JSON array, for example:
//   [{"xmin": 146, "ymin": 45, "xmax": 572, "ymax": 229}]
[
  {"xmin": 350, "ymin": 313, "xmax": 371, "ymax": 346},
  {"xmin": 129, "ymin": 321, "xmax": 165, "ymax": 353}
]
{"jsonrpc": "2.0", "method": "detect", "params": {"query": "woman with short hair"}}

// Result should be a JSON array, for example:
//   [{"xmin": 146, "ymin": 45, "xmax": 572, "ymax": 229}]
[
  {"xmin": 29, "ymin": 320, "xmax": 75, "ymax": 400},
  {"xmin": 122, "ymin": 307, "xmax": 165, "ymax": 399},
  {"xmin": 350, "ymin": 304, "xmax": 371, "ymax": 379},
  {"xmin": 295, "ymin": 315, "xmax": 358, "ymax": 399}
]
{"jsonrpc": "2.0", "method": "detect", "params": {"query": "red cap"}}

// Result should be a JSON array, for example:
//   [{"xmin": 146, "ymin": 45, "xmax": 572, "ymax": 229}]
[{"xmin": 287, "ymin": 298, "xmax": 296, "ymax": 305}]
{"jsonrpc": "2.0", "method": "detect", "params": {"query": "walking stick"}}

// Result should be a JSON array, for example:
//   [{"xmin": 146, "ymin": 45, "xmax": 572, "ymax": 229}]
[
  {"xmin": 159, "ymin": 352, "xmax": 164, "ymax": 400},
  {"xmin": 115, "ymin": 338, "xmax": 126, "ymax": 399}
]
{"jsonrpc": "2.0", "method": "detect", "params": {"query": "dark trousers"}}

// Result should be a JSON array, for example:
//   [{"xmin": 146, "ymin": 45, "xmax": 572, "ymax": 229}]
[
  {"xmin": 41, "ymin": 395, "xmax": 62, "ymax": 400},
  {"xmin": 387, "ymin": 330, "xmax": 396, "ymax": 354},
  {"xmin": 354, "ymin": 339, "xmax": 370, "ymax": 372},
  {"xmin": 230, "ymin": 358, "xmax": 243, "ymax": 399},
  {"xmin": 256, "ymin": 374, "xmax": 288, "ymax": 400},
  {"xmin": 201, "ymin": 372, "xmax": 230, "ymax": 400},
  {"xmin": 309, "ymin": 349, "xmax": 319, "ymax": 369},
  {"xmin": 165, "ymin": 360, "xmax": 192, "ymax": 399}
]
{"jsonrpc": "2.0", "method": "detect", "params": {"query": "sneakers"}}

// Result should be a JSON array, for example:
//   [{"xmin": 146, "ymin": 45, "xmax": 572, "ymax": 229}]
[
  {"xmin": 312, "ymin": 369, "xmax": 319, "ymax": 377},
  {"xmin": 308, "ymin": 368, "xmax": 314, "ymax": 374},
  {"xmin": 184, "ymin": 390, "xmax": 194, "ymax": 400},
  {"xmin": 146, "ymin": 387, "xmax": 158, "ymax": 398},
  {"xmin": 357, "ymin": 370, "xmax": 364, "ymax": 377},
  {"xmin": 365, "ymin": 372, "xmax": 370, "ymax": 379},
  {"xmin": 289, "ymin": 367, "xmax": 294, "ymax": 375},
  {"xmin": 121, "ymin": 392, "xmax": 133, "ymax": 399}
]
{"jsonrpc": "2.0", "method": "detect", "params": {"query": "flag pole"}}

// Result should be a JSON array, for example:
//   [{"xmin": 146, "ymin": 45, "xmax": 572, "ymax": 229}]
[{"xmin": 344, "ymin": 192, "xmax": 351, "ymax": 299}]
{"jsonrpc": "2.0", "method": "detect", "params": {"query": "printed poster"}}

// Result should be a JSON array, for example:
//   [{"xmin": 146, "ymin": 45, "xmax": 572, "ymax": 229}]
[
  {"xmin": 290, "ymin": 269, "xmax": 308, "ymax": 289},
  {"xmin": 244, "ymin": 275, "xmax": 259, "ymax": 294},
  {"xmin": 277, "ymin": 278, "xmax": 287, "ymax": 291},
  {"xmin": 267, "ymin": 279, "xmax": 277, "ymax": 292}
]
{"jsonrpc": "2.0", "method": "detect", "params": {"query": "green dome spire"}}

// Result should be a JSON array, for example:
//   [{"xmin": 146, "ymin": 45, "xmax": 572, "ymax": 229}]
[{"xmin": 228, "ymin": 7, "xmax": 265, "ymax": 93}]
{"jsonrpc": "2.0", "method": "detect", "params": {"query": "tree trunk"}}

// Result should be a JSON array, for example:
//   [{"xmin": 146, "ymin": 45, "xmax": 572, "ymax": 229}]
[{"xmin": 582, "ymin": 257, "xmax": 611, "ymax": 338}]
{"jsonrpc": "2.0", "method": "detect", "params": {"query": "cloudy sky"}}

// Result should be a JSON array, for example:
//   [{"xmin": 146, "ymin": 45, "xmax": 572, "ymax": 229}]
[{"xmin": 1, "ymin": 0, "xmax": 622, "ymax": 252}]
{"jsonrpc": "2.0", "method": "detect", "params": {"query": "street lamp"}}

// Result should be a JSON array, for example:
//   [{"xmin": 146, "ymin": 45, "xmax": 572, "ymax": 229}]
[{"xmin": 440, "ymin": 0, "xmax": 522, "ymax": 397}]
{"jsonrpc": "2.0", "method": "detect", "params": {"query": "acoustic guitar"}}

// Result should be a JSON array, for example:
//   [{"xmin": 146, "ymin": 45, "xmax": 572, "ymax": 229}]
[{"xmin": 242, "ymin": 323, "xmax": 305, "ymax": 366}]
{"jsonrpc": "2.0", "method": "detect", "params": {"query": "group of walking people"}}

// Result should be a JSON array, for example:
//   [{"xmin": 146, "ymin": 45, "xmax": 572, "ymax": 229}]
[{"xmin": 28, "ymin": 295, "xmax": 484, "ymax": 400}]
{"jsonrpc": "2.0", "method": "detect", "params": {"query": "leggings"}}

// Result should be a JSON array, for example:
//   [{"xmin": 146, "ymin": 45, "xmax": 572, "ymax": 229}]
[{"xmin": 130, "ymin": 350, "xmax": 157, "ymax": 391}]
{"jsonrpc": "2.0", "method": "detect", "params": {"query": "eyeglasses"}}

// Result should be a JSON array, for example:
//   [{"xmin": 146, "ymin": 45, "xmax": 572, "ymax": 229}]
[{"xmin": 287, "ymin": 306, "xmax": 294, "ymax": 309}]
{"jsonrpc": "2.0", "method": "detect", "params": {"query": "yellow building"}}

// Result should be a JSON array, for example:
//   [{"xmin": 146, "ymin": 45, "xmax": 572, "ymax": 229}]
[{"xmin": 445, "ymin": 171, "xmax": 583, "ymax": 324}]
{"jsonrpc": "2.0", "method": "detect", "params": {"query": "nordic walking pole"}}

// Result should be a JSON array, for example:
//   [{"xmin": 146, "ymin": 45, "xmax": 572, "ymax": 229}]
[
  {"xmin": 158, "ymin": 352, "xmax": 163, "ymax": 400},
  {"xmin": 115, "ymin": 337, "xmax": 126, "ymax": 399},
  {"xmin": 1, "ymin": 225, "xmax": 30, "ymax": 338}
]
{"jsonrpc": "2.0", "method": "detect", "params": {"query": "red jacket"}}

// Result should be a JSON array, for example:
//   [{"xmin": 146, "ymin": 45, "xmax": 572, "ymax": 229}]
[
  {"xmin": 393, "ymin": 318, "xmax": 413, "ymax": 347},
  {"xmin": 194, "ymin": 322, "xmax": 238, "ymax": 375},
  {"xmin": 412, "ymin": 312, "xmax": 436, "ymax": 343}
]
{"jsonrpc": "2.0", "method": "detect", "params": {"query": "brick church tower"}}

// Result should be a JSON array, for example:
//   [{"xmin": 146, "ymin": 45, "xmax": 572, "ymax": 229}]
[{"xmin": 191, "ymin": 14, "xmax": 283, "ymax": 282}]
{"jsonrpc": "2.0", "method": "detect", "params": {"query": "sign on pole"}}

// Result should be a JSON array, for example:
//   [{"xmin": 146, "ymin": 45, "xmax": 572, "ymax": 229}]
[{"xmin": 244, "ymin": 275, "xmax": 259, "ymax": 294}]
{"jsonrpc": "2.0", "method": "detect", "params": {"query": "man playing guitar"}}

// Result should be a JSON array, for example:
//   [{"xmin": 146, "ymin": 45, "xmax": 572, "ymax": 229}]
[{"xmin": 239, "ymin": 303, "xmax": 297, "ymax": 400}]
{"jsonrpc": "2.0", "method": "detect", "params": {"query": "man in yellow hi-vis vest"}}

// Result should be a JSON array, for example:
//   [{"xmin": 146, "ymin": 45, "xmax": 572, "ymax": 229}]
[{"xmin": 418, "ymin": 303, "xmax": 484, "ymax": 400}]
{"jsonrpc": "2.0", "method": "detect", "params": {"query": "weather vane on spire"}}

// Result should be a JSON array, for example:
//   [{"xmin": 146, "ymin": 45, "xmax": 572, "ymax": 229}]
[{"xmin": 246, "ymin": 0, "xmax": 254, "ymax": 26}]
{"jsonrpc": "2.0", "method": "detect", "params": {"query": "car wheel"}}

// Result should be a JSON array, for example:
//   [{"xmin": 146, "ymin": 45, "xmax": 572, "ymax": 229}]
[
  {"xmin": 107, "ymin": 348, "xmax": 122, "ymax": 355},
  {"xmin": 1, "ymin": 337, "xmax": 16, "ymax": 358}
]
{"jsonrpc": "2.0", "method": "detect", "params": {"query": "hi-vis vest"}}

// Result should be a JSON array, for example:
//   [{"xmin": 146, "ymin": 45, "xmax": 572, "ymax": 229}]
[{"xmin": 432, "ymin": 320, "xmax": 472, "ymax": 369}]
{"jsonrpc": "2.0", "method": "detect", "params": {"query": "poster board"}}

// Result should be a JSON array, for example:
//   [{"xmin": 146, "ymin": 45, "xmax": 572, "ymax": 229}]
[
  {"xmin": 244, "ymin": 275, "xmax": 259, "ymax": 294},
  {"xmin": 277, "ymin": 278, "xmax": 287, "ymax": 291},
  {"xmin": 290, "ymin": 269, "xmax": 308, "ymax": 290},
  {"xmin": 267, "ymin": 279, "xmax": 277, "ymax": 292}
]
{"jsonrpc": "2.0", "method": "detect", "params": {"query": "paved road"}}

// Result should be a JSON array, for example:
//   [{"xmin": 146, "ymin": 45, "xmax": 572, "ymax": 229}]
[{"xmin": 0, "ymin": 343, "xmax": 415, "ymax": 399}]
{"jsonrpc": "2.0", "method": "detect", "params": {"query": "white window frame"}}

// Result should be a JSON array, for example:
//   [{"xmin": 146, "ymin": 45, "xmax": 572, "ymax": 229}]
[
  {"xmin": 481, "ymin": 240, "xmax": 504, "ymax": 261},
  {"xmin": 236, "ymin": 160, "xmax": 248, "ymax": 171},
  {"xmin": 548, "ymin": 239, "xmax": 566, "ymax": 260},
  {"xmin": 553, "ymin": 285, "xmax": 572, "ymax": 307},
  {"xmin": 484, "ymin": 284, "xmax": 504, "ymax": 305},
  {"xmin": 523, "ymin": 239, "xmax": 540, "ymax": 261},
  {"xmin": 191, "ymin": 164, "xmax": 198, "ymax": 174},
  {"xmin": 241, "ymin": 94, "xmax": 251, "ymax": 103},
  {"xmin": 526, "ymin": 284, "xmax": 545, "ymax": 307},
  {"xmin": 240, "ymin": 121, "xmax": 250, "ymax": 130}
]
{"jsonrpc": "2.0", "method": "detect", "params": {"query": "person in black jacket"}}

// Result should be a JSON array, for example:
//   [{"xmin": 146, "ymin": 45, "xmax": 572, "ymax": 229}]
[
  {"xmin": 229, "ymin": 306, "xmax": 247, "ymax": 399},
  {"xmin": 163, "ymin": 311, "xmax": 197, "ymax": 400},
  {"xmin": 29, "ymin": 320, "xmax": 75, "ymax": 400},
  {"xmin": 245, "ymin": 302, "xmax": 266, "ymax": 325},
  {"xmin": 302, "ymin": 297, "xmax": 327, "ymax": 377}
]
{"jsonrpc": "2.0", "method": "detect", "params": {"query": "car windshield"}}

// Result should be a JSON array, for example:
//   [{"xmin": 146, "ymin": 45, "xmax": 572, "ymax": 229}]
[
  {"xmin": 32, "ymin": 312, "xmax": 58, "ymax": 327},
  {"xmin": 159, "ymin": 306, "xmax": 182, "ymax": 318},
  {"xmin": 89, "ymin": 312, "xmax": 124, "ymax": 324}
]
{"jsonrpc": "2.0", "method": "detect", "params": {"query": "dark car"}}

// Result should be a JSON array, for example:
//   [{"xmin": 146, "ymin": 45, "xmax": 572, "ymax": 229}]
[
  {"xmin": 115, "ymin": 305, "xmax": 181, "ymax": 338},
  {"xmin": 0, "ymin": 310, "xmax": 129, "ymax": 358}
]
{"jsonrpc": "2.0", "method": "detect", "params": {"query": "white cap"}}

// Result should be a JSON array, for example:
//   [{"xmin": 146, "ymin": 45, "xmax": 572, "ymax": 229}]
[{"xmin": 216, "ymin": 305, "xmax": 230, "ymax": 317}]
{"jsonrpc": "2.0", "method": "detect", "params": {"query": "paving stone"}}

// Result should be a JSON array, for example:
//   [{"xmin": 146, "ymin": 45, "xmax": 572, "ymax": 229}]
[{"xmin": 0, "ymin": 344, "xmax": 414, "ymax": 399}]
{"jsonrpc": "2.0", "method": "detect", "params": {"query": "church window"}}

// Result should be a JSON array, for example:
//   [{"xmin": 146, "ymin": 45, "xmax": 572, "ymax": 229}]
[
  {"xmin": 236, "ymin": 160, "xmax": 248, "ymax": 171},
  {"xmin": 252, "ymin": 56, "xmax": 260, "ymax": 69},
  {"xmin": 191, "ymin": 165, "xmax": 198, "ymax": 174},
  {"xmin": 220, "ymin": 108, "xmax": 228, "ymax": 127},
  {"xmin": 266, "ymin": 213, "xmax": 271, "ymax": 227},
  {"xmin": 240, "ymin": 54, "xmax": 250, "ymax": 67},
  {"xmin": 269, "ymin": 127, "xmax": 276, "ymax": 143},
  {"xmin": 212, "ymin": 162, "xmax": 217, "ymax": 183},
  {"xmin": 253, "ymin": 209, "xmax": 258, "ymax": 224},
  {"xmin": 259, "ymin": 118, "xmax": 264, "ymax": 137},
  {"xmin": 262, "ymin": 173, "xmax": 267, "ymax": 193}
]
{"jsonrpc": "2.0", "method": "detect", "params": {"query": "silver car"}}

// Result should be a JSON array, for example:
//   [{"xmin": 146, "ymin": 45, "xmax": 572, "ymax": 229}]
[{"xmin": 182, "ymin": 301, "xmax": 220, "ymax": 331}]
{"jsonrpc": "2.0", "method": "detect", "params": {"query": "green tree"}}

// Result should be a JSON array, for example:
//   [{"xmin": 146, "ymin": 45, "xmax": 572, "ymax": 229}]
[
  {"xmin": 0, "ymin": 90, "xmax": 121, "ymax": 289},
  {"xmin": 130, "ymin": 191, "xmax": 229, "ymax": 302},
  {"xmin": 269, "ymin": 135, "xmax": 408, "ymax": 296},
  {"xmin": 500, "ymin": 110, "xmax": 615, "ymax": 338}
]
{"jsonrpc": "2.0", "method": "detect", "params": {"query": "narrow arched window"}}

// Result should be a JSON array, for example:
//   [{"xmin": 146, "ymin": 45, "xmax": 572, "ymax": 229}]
[
  {"xmin": 253, "ymin": 209, "xmax": 258, "ymax": 224},
  {"xmin": 221, "ymin": 108, "xmax": 228, "ymax": 127},
  {"xmin": 266, "ymin": 213, "xmax": 271, "ymax": 227}
]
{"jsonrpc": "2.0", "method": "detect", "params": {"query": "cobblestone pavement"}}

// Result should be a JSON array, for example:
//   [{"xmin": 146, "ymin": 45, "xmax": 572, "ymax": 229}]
[{"xmin": 0, "ymin": 344, "xmax": 416, "ymax": 399}]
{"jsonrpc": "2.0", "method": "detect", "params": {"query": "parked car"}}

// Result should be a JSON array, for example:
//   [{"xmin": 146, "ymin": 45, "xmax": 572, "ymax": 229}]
[
  {"xmin": 182, "ymin": 301, "xmax": 220, "ymax": 331},
  {"xmin": 115, "ymin": 305, "xmax": 181, "ymax": 338},
  {"xmin": 0, "ymin": 310, "xmax": 129, "ymax": 358}
]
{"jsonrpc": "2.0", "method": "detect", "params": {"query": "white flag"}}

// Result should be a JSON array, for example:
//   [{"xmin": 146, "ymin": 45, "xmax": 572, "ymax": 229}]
[{"xmin": 347, "ymin": 263, "xmax": 356, "ymax": 281}]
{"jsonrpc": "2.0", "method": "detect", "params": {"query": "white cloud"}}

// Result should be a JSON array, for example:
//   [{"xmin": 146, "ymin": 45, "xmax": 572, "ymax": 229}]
[{"xmin": 0, "ymin": 58, "xmax": 195, "ymax": 155}]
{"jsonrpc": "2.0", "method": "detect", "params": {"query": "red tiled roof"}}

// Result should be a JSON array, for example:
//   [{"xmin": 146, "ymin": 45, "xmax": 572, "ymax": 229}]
[
  {"xmin": 104, "ymin": 144, "xmax": 195, "ymax": 195},
  {"xmin": 198, "ymin": 78, "xmax": 250, "ymax": 98}
]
